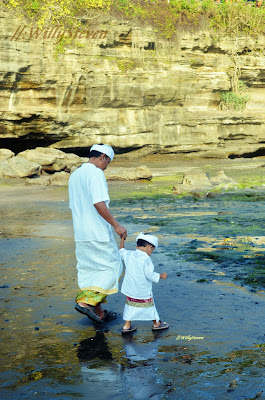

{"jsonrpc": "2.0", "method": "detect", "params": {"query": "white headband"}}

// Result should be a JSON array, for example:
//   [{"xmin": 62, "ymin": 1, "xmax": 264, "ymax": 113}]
[
  {"xmin": 90, "ymin": 144, "xmax": 115, "ymax": 161},
  {"xmin": 136, "ymin": 232, "xmax": 158, "ymax": 248}
]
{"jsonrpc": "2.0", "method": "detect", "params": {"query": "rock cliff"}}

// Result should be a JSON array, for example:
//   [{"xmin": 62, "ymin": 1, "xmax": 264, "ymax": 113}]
[{"xmin": 0, "ymin": 9, "xmax": 265, "ymax": 158}]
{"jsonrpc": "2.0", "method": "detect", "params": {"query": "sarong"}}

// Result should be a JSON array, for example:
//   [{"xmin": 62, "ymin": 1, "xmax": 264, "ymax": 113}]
[
  {"xmin": 76, "ymin": 290, "xmax": 107, "ymax": 306},
  {"xmin": 123, "ymin": 296, "xmax": 160, "ymax": 323},
  {"xmin": 75, "ymin": 235, "xmax": 122, "ymax": 305}
]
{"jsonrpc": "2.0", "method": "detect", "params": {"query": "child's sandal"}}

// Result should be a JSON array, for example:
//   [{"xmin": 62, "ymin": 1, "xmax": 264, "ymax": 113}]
[
  {"xmin": 152, "ymin": 321, "xmax": 169, "ymax": 331},
  {"xmin": 121, "ymin": 325, "xmax": 137, "ymax": 334}
]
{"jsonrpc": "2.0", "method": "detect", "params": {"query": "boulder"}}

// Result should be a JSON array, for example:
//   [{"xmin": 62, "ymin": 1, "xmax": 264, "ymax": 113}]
[
  {"xmin": 70, "ymin": 165, "xmax": 78, "ymax": 174},
  {"xmin": 210, "ymin": 170, "xmax": 238, "ymax": 189},
  {"xmin": 48, "ymin": 171, "xmax": 70, "ymax": 186},
  {"xmin": 182, "ymin": 170, "xmax": 212, "ymax": 188},
  {"xmin": 64, "ymin": 153, "xmax": 88, "ymax": 170},
  {"xmin": 18, "ymin": 147, "xmax": 87, "ymax": 172},
  {"xmin": 173, "ymin": 170, "xmax": 213, "ymax": 194},
  {"xmin": 0, "ymin": 156, "xmax": 41, "ymax": 178},
  {"xmin": 43, "ymin": 159, "xmax": 67, "ymax": 172},
  {"xmin": 18, "ymin": 147, "xmax": 65, "ymax": 166},
  {"xmin": 105, "ymin": 166, "xmax": 152, "ymax": 181},
  {"xmin": 0, "ymin": 149, "xmax": 14, "ymax": 162},
  {"xmin": 25, "ymin": 175, "xmax": 50, "ymax": 186}
]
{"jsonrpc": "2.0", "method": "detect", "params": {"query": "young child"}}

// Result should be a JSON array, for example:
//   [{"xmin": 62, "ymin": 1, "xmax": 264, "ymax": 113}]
[{"xmin": 119, "ymin": 232, "xmax": 169, "ymax": 334}]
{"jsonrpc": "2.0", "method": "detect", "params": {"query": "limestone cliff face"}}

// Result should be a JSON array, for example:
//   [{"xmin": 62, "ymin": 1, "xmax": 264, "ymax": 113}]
[{"xmin": 0, "ymin": 9, "xmax": 265, "ymax": 158}]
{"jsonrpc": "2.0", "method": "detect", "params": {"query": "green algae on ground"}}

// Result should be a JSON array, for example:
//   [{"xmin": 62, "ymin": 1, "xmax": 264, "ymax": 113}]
[
  {"xmin": 110, "ymin": 183, "xmax": 265, "ymax": 289},
  {"xmin": 109, "ymin": 177, "xmax": 177, "ymax": 200},
  {"xmin": 243, "ymin": 255, "xmax": 265, "ymax": 287}
]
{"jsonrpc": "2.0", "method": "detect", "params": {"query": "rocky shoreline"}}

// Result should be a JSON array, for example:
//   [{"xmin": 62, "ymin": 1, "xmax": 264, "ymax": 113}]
[{"xmin": 1, "ymin": 147, "xmax": 265, "ymax": 195}]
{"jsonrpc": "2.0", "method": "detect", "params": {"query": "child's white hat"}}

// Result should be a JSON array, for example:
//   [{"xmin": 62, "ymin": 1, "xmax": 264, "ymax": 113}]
[
  {"xmin": 136, "ymin": 232, "xmax": 158, "ymax": 248},
  {"xmin": 90, "ymin": 144, "xmax": 114, "ymax": 161}
]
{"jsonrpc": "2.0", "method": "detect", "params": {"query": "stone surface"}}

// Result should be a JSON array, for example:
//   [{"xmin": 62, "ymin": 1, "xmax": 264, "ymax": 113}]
[
  {"xmin": 173, "ymin": 169, "xmax": 239, "ymax": 194},
  {"xmin": 64, "ymin": 154, "xmax": 88, "ymax": 170},
  {"xmin": 25, "ymin": 175, "xmax": 50, "ymax": 186},
  {"xmin": 48, "ymin": 171, "xmax": 70, "ymax": 186},
  {"xmin": 0, "ymin": 148, "xmax": 14, "ymax": 162},
  {"xmin": 0, "ymin": 155, "xmax": 41, "ymax": 178},
  {"xmin": 17, "ymin": 147, "xmax": 87, "ymax": 172},
  {"xmin": 18, "ymin": 147, "xmax": 66, "ymax": 166},
  {"xmin": 105, "ymin": 165, "xmax": 152, "ymax": 181},
  {"xmin": 173, "ymin": 170, "xmax": 213, "ymax": 194},
  {"xmin": 210, "ymin": 170, "xmax": 238, "ymax": 189},
  {"xmin": 0, "ymin": 10, "xmax": 265, "ymax": 158},
  {"xmin": 0, "ymin": 146, "xmax": 88, "ymax": 180}
]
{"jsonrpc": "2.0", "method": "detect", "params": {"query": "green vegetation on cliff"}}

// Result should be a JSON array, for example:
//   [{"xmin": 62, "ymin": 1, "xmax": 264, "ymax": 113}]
[
  {"xmin": 220, "ymin": 80, "xmax": 249, "ymax": 111},
  {"xmin": 2, "ymin": 0, "xmax": 265, "ymax": 38}
]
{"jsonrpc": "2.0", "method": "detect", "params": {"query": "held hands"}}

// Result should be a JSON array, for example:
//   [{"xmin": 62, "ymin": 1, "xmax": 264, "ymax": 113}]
[
  {"xmin": 114, "ymin": 223, "xmax": 127, "ymax": 239},
  {"xmin": 160, "ymin": 272, "xmax": 167, "ymax": 279}
]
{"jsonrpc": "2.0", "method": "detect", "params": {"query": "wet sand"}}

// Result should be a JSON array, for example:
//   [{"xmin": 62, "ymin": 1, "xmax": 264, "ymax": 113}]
[{"xmin": 0, "ymin": 156, "xmax": 265, "ymax": 400}]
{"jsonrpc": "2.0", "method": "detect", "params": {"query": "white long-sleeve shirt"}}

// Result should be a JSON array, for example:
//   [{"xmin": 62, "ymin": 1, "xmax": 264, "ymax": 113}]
[{"xmin": 120, "ymin": 248, "xmax": 160, "ymax": 299}]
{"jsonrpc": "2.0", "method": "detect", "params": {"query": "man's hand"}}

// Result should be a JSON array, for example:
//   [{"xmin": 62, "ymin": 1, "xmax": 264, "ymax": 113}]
[
  {"xmin": 94, "ymin": 201, "xmax": 127, "ymax": 239},
  {"xmin": 114, "ymin": 223, "xmax": 127, "ymax": 239},
  {"xmin": 160, "ymin": 272, "xmax": 167, "ymax": 279}
]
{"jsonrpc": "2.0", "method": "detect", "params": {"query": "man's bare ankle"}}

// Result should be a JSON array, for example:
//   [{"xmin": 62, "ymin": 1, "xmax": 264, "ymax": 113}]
[{"xmin": 78, "ymin": 302, "xmax": 90, "ymax": 308}]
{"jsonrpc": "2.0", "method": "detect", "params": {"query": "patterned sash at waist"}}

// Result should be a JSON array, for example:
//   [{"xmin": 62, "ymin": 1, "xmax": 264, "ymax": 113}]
[{"xmin": 125, "ymin": 296, "xmax": 154, "ymax": 308}]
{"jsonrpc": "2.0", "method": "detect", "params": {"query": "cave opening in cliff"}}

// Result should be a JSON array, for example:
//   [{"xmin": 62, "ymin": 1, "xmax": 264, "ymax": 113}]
[
  {"xmin": 0, "ymin": 138, "xmax": 58, "ymax": 154},
  {"xmin": 62, "ymin": 146, "xmax": 141, "ymax": 157},
  {"xmin": 228, "ymin": 147, "xmax": 265, "ymax": 159}
]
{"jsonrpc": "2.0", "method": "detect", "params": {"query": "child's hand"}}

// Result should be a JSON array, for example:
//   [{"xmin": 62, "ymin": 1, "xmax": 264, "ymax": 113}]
[
  {"xmin": 120, "ymin": 236, "xmax": 125, "ymax": 249},
  {"xmin": 160, "ymin": 272, "xmax": 167, "ymax": 279}
]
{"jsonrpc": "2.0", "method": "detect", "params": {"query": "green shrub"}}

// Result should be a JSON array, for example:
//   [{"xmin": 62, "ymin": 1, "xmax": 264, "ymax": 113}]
[
  {"xmin": 219, "ymin": 80, "xmax": 249, "ymax": 111},
  {"xmin": 117, "ymin": 59, "xmax": 137, "ymax": 72}
]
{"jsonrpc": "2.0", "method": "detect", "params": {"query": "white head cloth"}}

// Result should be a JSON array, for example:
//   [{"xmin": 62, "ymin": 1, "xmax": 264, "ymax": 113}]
[
  {"xmin": 136, "ymin": 232, "xmax": 158, "ymax": 248},
  {"xmin": 90, "ymin": 144, "xmax": 115, "ymax": 161}
]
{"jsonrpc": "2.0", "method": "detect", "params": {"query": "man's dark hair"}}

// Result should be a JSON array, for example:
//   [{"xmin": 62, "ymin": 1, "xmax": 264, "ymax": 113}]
[
  {"xmin": 137, "ymin": 233, "xmax": 154, "ymax": 248},
  {"xmin": 89, "ymin": 143, "xmax": 105, "ymax": 159},
  {"xmin": 89, "ymin": 150, "xmax": 102, "ymax": 158}
]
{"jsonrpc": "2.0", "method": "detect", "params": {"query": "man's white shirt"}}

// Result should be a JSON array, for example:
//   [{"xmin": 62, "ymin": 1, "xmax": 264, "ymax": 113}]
[{"xmin": 69, "ymin": 163, "xmax": 112, "ymax": 242}]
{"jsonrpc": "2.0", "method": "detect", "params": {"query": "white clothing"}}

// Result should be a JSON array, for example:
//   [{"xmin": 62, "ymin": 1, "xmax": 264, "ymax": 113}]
[
  {"xmin": 90, "ymin": 144, "xmax": 114, "ymax": 161},
  {"xmin": 123, "ymin": 301, "xmax": 160, "ymax": 323},
  {"xmin": 136, "ymin": 232, "xmax": 158, "ymax": 248},
  {"xmin": 120, "ymin": 248, "xmax": 160, "ymax": 299},
  {"xmin": 68, "ymin": 163, "xmax": 112, "ymax": 242},
  {"xmin": 120, "ymin": 248, "xmax": 160, "ymax": 323},
  {"xmin": 69, "ymin": 162, "xmax": 122, "ymax": 298},
  {"xmin": 75, "ymin": 237, "xmax": 122, "ymax": 294}
]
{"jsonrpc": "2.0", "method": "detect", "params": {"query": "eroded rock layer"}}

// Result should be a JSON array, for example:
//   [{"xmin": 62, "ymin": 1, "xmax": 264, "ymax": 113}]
[{"xmin": 0, "ymin": 10, "xmax": 265, "ymax": 158}]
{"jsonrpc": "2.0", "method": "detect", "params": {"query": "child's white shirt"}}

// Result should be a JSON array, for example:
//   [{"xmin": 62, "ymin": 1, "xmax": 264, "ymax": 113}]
[{"xmin": 120, "ymin": 248, "xmax": 160, "ymax": 299}]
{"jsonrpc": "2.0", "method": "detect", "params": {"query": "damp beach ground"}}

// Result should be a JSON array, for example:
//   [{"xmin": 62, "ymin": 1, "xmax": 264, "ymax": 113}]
[{"xmin": 0, "ymin": 155, "xmax": 265, "ymax": 400}]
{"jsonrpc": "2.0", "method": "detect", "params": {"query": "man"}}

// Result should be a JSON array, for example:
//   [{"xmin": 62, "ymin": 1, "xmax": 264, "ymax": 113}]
[{"xmin": 68, "ymin": 143, "xmax": 127, "ymax": 323}]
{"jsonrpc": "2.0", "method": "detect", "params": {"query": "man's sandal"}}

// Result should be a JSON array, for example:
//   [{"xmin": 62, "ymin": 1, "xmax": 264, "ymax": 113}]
[
  {"xmin": 101, "ymin": 310, "xmax": 117, "ymax": 322},
  {"xmin": 75, "ymin": 304, "xmax": 117, "ymax": 323},
  {"xmin": 75, "ymin": 303, "xmax": 102, "ymax": 322},
  {"xmin": 152, "ymin": 321, "xmax": 169, "ymax": 331}
]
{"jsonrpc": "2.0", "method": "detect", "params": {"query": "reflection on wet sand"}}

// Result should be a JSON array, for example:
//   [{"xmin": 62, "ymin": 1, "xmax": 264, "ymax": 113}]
[
  {"xmin": 76, "ymin": 329, "xmax": 165, "ymax": 399},
  {"xmin": 77, "ymin": 330, "xmax": 113, "ymax": 363},
  {"xmin": 122, "ymin": 334, "xmax": 163, "ymax": 400},
  {"xmin": 1, "ymin": 184, "xmax": 265, "ymax": 400}
]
